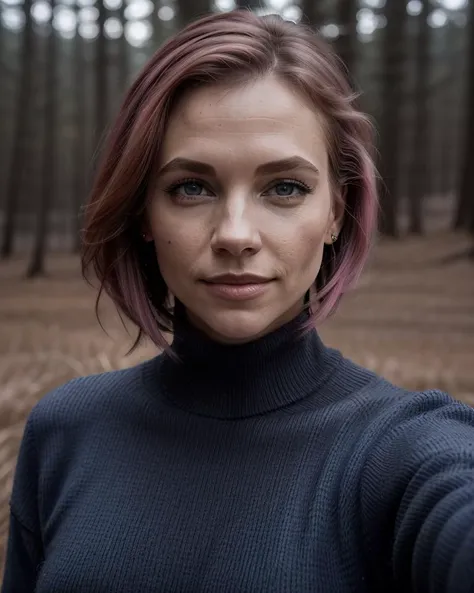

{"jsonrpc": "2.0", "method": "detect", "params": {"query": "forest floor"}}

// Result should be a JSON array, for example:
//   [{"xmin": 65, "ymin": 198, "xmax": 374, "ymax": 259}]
[{"xmin": 1, "ymin": 230, "xmax": 474, "ymax": 575}]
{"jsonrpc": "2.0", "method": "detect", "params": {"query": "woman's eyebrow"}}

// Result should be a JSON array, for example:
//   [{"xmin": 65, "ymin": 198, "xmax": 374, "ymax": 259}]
[
  {"xmin": 255, "ymin": 156, "xmax": 319, "ymax": 176},
  {"xmin": 157, "ymin": 156, "xmax": 320, "ymax": 177},
  {"xmin": 158, "ymin": 158, "xmax": 216, "ymax": 176}
]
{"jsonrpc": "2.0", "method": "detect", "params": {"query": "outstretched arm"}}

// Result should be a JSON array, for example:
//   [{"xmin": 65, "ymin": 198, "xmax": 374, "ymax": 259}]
[{"xmin": 361, "ymin": 390, "xmax": 474, "ymax": 593}]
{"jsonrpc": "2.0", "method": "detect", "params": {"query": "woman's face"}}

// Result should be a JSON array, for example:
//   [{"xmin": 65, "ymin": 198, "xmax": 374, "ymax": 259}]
[{"xmin": 146, "ymin": 75, "xmax": 342, "ymax": 344}]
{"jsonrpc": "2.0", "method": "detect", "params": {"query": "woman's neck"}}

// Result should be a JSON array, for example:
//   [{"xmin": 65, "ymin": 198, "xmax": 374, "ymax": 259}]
[
  {"xmin": 157, "ymin": 305, "xmax": 340, "ymax": 420},
  {"xmin": 184, "ymin": 302, "xmax": 307, "ymax": 346}
]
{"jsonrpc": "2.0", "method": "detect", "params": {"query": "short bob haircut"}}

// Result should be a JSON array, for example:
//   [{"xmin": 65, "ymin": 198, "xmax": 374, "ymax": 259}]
[{"xmin": 81, "ymin": 10, "xmax": 378, "ymax": 351}]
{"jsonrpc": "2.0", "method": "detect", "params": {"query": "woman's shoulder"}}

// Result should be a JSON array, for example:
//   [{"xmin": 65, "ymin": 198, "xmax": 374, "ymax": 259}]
[
  {"xmin": 27, "ymin": 355, "xmax": 160, "ymax": 434},
  {"xmin": 335, "ymin": 355, "xmax": 473, "ymax": 427},
  {"xmin": 345, "ymin": 368, "xmax": 474, "ymax": 448},
  {"xmin": 9, "ymin": 357, "xmax": 163, "ymax": 529}
]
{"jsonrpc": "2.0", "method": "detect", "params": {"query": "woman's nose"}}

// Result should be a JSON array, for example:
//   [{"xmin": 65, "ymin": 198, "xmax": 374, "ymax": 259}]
[{"xmin": 210, "ymin": 202, "xmax": 262, "ymax": 257}]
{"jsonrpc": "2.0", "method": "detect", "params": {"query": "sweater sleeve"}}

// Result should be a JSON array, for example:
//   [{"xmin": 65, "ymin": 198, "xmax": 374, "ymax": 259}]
[
  {"xmin": 1, "ymin": 415, "xmax": 44, "ymax": 593},
  {"xmin": 2, "ymin": 513, "xmax": 43, "ymax": 592},
  {"xmin": 360, "ymin": 390, "xmax": 474, "ymax": 593}
]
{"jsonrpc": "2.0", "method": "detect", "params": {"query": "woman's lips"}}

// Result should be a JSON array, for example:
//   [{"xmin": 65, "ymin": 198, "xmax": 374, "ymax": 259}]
[{"xmin": 201, "ymin": 280, "xmax": 272, "ymax": 301}]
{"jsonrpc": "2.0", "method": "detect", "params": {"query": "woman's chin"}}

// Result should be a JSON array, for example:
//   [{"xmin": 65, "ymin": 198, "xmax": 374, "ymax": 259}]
[{"xmin": 190, "ymin": 310, "xmax": 277, "ymax": 345}]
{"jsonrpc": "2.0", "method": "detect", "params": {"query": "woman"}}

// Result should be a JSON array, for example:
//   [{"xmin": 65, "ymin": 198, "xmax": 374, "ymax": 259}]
[{"xmin": 3, "ymin": 10, "xmax": 474, "ymax": 593}]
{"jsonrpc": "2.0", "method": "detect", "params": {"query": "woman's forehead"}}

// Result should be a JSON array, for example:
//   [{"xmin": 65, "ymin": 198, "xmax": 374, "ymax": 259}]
[
  {"xmin": 171, "ymin": 76, "xmax": 321, "ymax": 128},
  {"xmin": 159, "ymin": 76, "xmax": 329, "ymax": 171}
]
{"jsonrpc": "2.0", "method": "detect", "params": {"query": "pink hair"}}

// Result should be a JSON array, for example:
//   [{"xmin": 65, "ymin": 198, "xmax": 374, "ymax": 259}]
[{"xmin": 81, "ymin": 10, "xmax": 378, "ymax": 350}]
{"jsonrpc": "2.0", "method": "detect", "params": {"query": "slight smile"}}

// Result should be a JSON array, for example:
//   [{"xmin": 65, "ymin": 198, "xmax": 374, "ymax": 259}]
[{"xmin": 200, "ymin": 274, "xmax": 275, "ymax": 301}]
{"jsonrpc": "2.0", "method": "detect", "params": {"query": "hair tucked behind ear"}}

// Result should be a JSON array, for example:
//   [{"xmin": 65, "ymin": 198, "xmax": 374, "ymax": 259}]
[{"xmin": 81, "ymin": 10, "xmax": 378, "ymax": 351}]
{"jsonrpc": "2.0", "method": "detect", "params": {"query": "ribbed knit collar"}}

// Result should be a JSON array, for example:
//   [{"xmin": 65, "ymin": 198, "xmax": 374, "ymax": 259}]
[{"xmin": 157, "ymin": 304, "xmax": 340, "ymax": 420}]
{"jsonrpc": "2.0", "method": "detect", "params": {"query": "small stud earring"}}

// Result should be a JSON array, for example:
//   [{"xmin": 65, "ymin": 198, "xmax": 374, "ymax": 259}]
[{"xmin": 331, "ymin": 233, "xmax": 338, "ymax": 243}]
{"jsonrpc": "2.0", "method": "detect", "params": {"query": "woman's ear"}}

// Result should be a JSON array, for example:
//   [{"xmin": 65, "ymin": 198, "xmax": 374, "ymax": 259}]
[
  {"xmin": 324, "ymin": 187, "xmax": 345, "ymax": 245},
  {"xmin": 141, "ymin": 218, "xmax": 153, "ymax": 242}
]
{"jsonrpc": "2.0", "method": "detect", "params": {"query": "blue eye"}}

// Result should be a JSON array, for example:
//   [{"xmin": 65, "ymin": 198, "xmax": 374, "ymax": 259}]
[
  {"xmin": 273, "ymin": 182, "xmax": 302, "ymax": 197},
  {"xmin": 265, "ymin": 180, "xmax": 312, "ymax": 200},
  {"xmin": 165, "ymin": 179, "xmax": 214, "ymax": 202},
  {"xmin": 178, "ymin": 181, "xmax": 206, "ymax": 196}
]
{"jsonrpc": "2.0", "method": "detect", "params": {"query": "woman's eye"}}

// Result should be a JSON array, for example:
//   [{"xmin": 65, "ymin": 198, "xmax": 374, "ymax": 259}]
[
  {"xmin": 265, "ymin": 181, "xmax": 311, "ymax": 199},
  {"xmin": 165, "ymin": 180, "xmax": 215, "ymax": 203},
  {"xmin": 274, "ymin": 182, "xmax": 300, "ymax": 197},
  {"xmin": 175, "ymin": 181, "xmax": 208, "ymax": 197}
]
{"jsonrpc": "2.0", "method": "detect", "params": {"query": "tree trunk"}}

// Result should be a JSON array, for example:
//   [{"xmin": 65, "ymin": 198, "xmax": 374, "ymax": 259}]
[
  {"xmin": 27, "ymin": 2, "xmax": 56, "ymax": 277},
  {"xmin": 431, "ymin": 25, "xmax": 449, "ymax": 202},
  {"xmin": 1, "ymin": 0, "xmax": 34, "ymax": 258},
  {"xmin": 470, "ymin": 198, "xmax": 474, "ymax": 236},
  {"xmin": 334, "ymin": 0, "xmax": 358, "ymax": 75},
  {"xmin": 301, "ymin": 0, "xmax": 324, "ymax": 29},
  {"xmin": 72, "ymin": 6, "xmax": 87, "ymax": 253},
  {"xmin": 457, "ymin": 0, "xmax": 474, "ymax": 235},
  {"xmin": 178, "ymin": 0, "xmax": 210, "ymax": 28},
  {"xmin": 407, "ymin": 0, "xmax": 430, "ymax": 235},
  {"xmin": 377, "ymin": 0, "xmax": 407, "ymax": 237},
  {"xmin": 454, "ymin": 181, "xmax": 472, "ymax": 229},
  {"xmin": 118, "ymin": 0, "xmax": 129, "ymax": 94},
  {"xmin": 94, "ymin": 0, "xmax": 108, "ymax": 152},
  {"xmin": 235, "ymin": 0, "xmax": 262, "ymax": 8},
  {"xmin": 445, "ymin": 22, "xmax": 463, "ymax": 212}
]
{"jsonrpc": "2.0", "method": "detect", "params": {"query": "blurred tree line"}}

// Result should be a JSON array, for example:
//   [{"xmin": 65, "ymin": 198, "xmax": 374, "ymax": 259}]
[{"xmin": 0, "ymin": 0, "xmax": 473, "ymax": 276}]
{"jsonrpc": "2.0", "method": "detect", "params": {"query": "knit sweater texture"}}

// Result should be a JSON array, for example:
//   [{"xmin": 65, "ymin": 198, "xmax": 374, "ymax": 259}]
[{"xmin": 2, "ymin": 311, "xmax": 474, "ymax": 592}]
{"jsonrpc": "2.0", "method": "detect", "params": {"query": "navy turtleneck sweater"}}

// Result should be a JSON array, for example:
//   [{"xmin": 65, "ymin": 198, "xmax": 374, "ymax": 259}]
[{"xmin": 3, "ymin": 312, "xmax": 474, "ymax": 592}]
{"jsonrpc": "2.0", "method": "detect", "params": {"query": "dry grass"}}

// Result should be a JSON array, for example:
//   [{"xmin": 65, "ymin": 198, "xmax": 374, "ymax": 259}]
[{"xmin": 1, "ymin": 231, "xmax": 474, "ymax": 575}]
